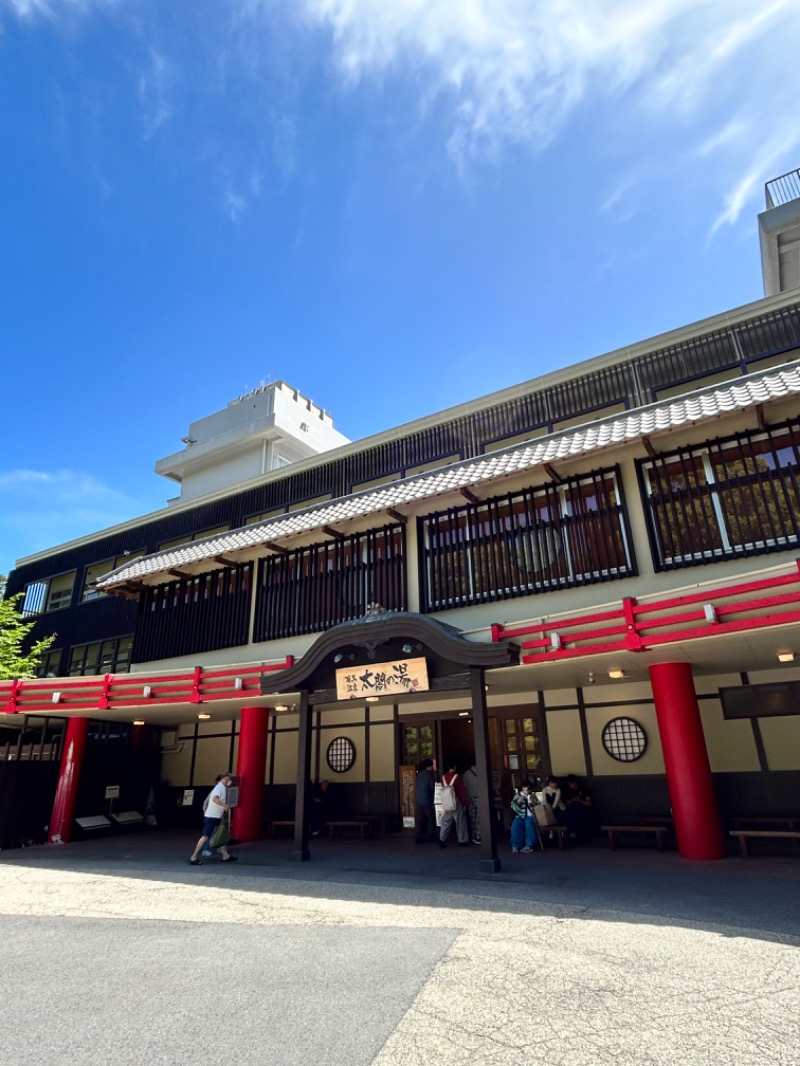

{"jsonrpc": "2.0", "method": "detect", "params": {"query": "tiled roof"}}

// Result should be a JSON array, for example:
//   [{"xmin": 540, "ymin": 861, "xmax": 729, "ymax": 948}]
[{"xmin": 99, "ymin": 362, "xmax": 800, "ymax": 589}]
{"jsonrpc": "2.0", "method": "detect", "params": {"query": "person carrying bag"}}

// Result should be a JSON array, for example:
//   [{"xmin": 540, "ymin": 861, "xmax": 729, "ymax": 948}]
[{"xmin": 189, "ymin": 772, "xmax": 238, "ymax": 865}]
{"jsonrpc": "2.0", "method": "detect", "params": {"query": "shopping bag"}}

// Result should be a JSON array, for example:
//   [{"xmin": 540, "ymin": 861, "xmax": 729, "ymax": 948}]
[
  {"xmin": 534, "ymin": 804, "xmax": 557, "ymax": 828},
  {"xmin": 208, "ymin": 818, "xmax": 230, "ymax": 848}
]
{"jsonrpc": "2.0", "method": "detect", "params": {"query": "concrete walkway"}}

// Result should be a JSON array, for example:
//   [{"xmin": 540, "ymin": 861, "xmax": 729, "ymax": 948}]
[{"xmin": 2, "ymin": 830, "xmax": 799, "ymax": 1065}]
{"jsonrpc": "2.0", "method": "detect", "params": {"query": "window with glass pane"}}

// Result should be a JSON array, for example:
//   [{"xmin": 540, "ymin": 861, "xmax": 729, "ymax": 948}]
[
  {"xmin": 82, "ymin": 560, "xmax": 113, "ymax": 602},
  {"xmin": 30, "ymin": 572, "xmax": 76, "ymax": 613},
  {"xmin": 37, "ymin": 649, "xmax": 62, "ymax": 678},
  {"xmin": 21, "ymin": 581, "xmax": 48, "ymax": 617},
  {"xmin": 641, "ymin": 419, "xmax": 800, "ymax": 570},
  {"xmin": 159, "ymin": 525, "xmax": 230, "ymax": 551},
  {"xmin": 709, "ymin": 432, "xmax": 800, "ymax": 549},
  {"xmin": 81, "ymin": 553, "xmax": 144, "ymax": 602},
  {"xmin": 69, "ymin": 636, "xmax": 133, "ymax": 676},
  {"xmin": 504, "ymin": 714, "xmax": 544, "ymax": 788},
  {"xmin": 421, "ymin": 467, "xmax": 632, "ymax": 610},
  {"xmin": 402, "ymin": 724, "xmax": 434, "ymax": 764}
]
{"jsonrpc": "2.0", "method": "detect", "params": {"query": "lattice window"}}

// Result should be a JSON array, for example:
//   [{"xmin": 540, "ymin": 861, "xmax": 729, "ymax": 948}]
[
  {"xmin": 420, "ymin": 466, "xmax": 633, "ymax": 611},
  {"xmin": 326, "ymin": 736, "xmax": 356, "ymax": 774},
  {"xmin": 641, "ymin": 418, "xmax": 800, "ymax": 570},
  {"xmin": 601, "ymin": 717, "xmax": 648, "ymax": 762}
]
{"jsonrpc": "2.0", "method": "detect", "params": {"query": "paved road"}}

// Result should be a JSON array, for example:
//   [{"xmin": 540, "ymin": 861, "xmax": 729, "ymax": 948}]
[{"xmin": 2, "ymin": 832, "xmax": 799, "ymax": 1065}]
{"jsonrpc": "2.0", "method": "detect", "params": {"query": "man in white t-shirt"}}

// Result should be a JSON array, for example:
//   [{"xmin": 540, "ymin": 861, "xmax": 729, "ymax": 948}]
[{"xmin": 189, "ymin": 772, "xmax": 237, "ymax": 865}]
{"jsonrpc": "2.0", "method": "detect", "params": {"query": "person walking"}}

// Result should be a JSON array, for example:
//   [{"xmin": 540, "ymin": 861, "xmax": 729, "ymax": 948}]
[
  {"xmin": 190, "ymin": 772, "xmax": 238, "ymax": 865},
  {"xmin": 438, "ymin": 762, "xmax": 470, "ymax": 848},
  {"xmin": 464, "ymin": 761, "xmax": 481, "ymax": 844},
  {"xmin": 414, "ymin": 758, "xmax": 437, "ymax": 843}
]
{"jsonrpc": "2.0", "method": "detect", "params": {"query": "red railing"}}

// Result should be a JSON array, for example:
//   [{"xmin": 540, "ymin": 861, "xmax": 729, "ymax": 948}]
[
  {"xmin": 0, "ymin": 658, "xmax": 294, "ymax": 716},
  {"xmin": 492, "ymin": 561, "xmax": 800, "ymax": 664}
]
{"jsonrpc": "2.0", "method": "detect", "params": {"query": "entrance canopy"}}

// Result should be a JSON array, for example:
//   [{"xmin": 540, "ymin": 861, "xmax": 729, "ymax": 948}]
[{"xmin": 262, "ymin": 608, "xmax": 520, "ymax": 702}]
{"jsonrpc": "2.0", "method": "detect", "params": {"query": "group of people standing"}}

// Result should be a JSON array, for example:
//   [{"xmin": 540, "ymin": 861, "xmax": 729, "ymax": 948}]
[
  {"xmin": 415, "ymin": 760, "xmax": 594, "ymax": 853},
  {"xmin": 414, "ymin": 758, "xmax": 482, "ymax": 848}
]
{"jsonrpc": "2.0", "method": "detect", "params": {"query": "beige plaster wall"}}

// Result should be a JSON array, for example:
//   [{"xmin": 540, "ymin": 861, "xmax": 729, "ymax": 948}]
[
  {"xmin": 545, "ymin": 709, "xmax": 585, "ymax": 776},
  {"xmin": 317, "ymin": 725, "xmax": 365, "ymax": 783},
  {"xmin": 702, "ymin": 668, "xmax": 800, "ymax": 771},
  {"xmin": 699, "ymin": 699, "xmax": 761, "ymax": 772},
  {"xmin": 320, "ymin": 707, "xmax": 365, "ymax": 727},
  {"xmin": 369, "ymin": 722, "xmax": 397, "ymax": 781},
  {"xmin": 586, "ymin": 701, "xmax": 665, "ymax": 776},
  {"xmin": 759, "ymin": 717, "xmax": 800, "ymax": 770},
  {"xmin": 194, "ymin": 736, "xmax": 232, "ymax": 785},
  {"xmin": 272, "ymin": 726, "xmax": 298, "ymax": 785},
  {"xmin": 160, "ymin": 741, "xmax": 193, "ymax": 786}
]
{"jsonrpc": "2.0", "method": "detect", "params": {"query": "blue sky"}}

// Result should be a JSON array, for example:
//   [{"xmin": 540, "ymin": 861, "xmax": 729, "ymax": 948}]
[{"xmin": 2, "ymin": 0, "xmax": 799, "ymax": 579}]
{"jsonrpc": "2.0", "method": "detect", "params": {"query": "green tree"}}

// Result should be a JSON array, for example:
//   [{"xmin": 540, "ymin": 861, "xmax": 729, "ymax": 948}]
[{"xmin": 0, "ymin": 576, "xmax": 57, "ymax": 680}]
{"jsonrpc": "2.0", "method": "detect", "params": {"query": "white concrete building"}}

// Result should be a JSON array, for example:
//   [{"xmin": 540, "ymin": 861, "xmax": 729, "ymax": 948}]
[{"xmin": 155, "ymin": 381, "xmax": 350, "ymax": 502}]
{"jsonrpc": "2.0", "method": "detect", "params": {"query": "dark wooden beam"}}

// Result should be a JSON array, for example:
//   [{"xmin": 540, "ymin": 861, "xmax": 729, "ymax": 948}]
[
  {"xmin": 263, "ymin": 541, "xmax": 289, "ymax": 555},
  {"xmin": 543, "ymin": 463, "xmax": 563, "ymax": 484},
  {"xmin": 214, "ymin": 554, "xmax": 240, "ymax": 568},
  {"xmin": 460, "ymin": 488, "xmax": 480, "ymax": 505},
  {"xmin": 756, "ymin": 404, "xmax": 767, "ymax": 430},
  {"xmin": 309, "ymin": 689, "xmax": 337, "ymax": 706},
  {"xmin": 108, "ymin": 586, "xmax": 140, "ymax": 600},
  {"xmin": 430, "ymin": 674, "xmax": 472, "ymax": 691},
  {"xmin": 322, "ymin": 526, "xmax": 344, "ymax": 541},
  {"xmin": 168, "ymin": 568, "xmax": 192, "ymax": 580},
  {"xmin": 386, "ymin": 508, "xmax": 407, "ymax": 525},
  {"xmin": 641, "ymin": 436, "xmax": 657, "ymax": 458},
  {"xmin": 292, "ymin": 691, "xmax": 312, "ymax": 862},
  {"xmin": 471, "ymin": 667, "xmax": 501, "ymax": 872}
]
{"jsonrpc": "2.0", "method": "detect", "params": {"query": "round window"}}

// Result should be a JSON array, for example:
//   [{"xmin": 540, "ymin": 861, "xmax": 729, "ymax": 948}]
[
  {"xmin": 327, "ymin": 736, "xmax": 356, "ymax": 774},
  {"xmin": 601, "ymin": 717, "xmax": 648, "ymax": 762}
]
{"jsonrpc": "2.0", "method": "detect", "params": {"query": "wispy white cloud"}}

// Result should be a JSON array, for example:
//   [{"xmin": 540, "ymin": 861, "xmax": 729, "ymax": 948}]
[
  {"xmin": 223, "ymin": 183, "xmax": 247, "ymax": 222},
  {"xmin": 3, "ymin": 0, "xmax": 55, "ymax": 19},
  {"xmin": 0, "ymin": 469, "xmax": 141, "ymax": 569},
  {"xmin": 4, "ymin": 0, "xmax": 799, "ymax": 230},
  {"xmin": 138, "ymin": 47, "xmax": 175, "ymax": 140},
  {"xmin": 296, "ymin": 0, "xmax": 800, "ymax": 223},
  {"xmin": 270, "ymin": 107, "xmax": 297, "ymax": 178},
  {"xmin": 599, "ymin": 174, "xmax": 639, "ymax": 220}
]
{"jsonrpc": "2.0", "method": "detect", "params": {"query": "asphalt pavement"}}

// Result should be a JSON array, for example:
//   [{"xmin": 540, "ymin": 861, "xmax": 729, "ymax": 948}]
[{"xmin": 2, "ymin": 829, "xmax": 799, "ymax": 1065}]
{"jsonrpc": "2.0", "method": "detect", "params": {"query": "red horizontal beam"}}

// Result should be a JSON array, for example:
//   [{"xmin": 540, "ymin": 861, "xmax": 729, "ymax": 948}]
[
  {"xmin": 496, "ymin": 559, "xmax": 800, "ymax": 663},
  {"xmin": 631, "ymin": 565, "xmax": 800, "ymax": 616},
  {"xmin": 521, "ymin": 639, "xmax": 627, "ymax": 664},
  {"xmin": 0, "ymin": 657, "xmax": 294, "ymax": 715}
]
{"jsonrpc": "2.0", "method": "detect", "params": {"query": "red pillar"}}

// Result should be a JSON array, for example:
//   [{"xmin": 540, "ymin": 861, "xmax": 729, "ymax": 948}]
[
  {"xmin": 47, "ymin": 716, "xmax": 90, "ymax": 845},
  {"xmin": 232, "ymin": 705, "xmax": 269, "ymax": 843},
  {"xmin": 649, "ymin": 662, "xmax": 725, "ymax": 860}
]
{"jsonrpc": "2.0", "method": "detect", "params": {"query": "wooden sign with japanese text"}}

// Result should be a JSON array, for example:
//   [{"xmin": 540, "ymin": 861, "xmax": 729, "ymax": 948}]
[{"xmin": 336, "ymin": 657, "xmax": 429, "ymax": 701}]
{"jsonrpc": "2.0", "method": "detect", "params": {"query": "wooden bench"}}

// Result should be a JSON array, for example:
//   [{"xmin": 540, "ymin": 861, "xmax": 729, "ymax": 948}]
[
  {"xmin": 111, "ymin": 811, "xmax": 144, "ymax": 826},
  {"xmin": 601, "ymin": 824, "xmax": 668, "ymax": 852},
  {"xmin": 327, "ymin": 819, "xmax": 369, "ymax": 840},
  {"xmin": 267, "ymin": 819, "xmax": 295, "ymax": 838},
  {"xmin": 362, "ymin": 814, "xmax": 387, "ymax": 834},
  {"xmin": 539, "ymin": 824, "xmax": 568, "ymax": 850},
  {"xmin": 729, "ymin": 829, "xmax": 800, "ymax": 858},
  {"xmin": 75, "ymin": 815, "xmax": 112, "ymax": 832},
  {"xmin": 730, "ymin": 816, "xmax": 799, "ymax": 830}
]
